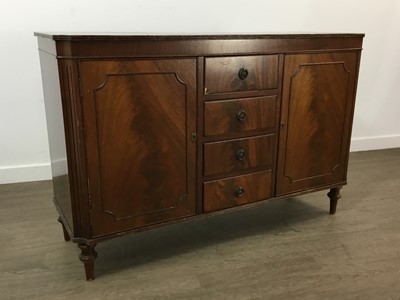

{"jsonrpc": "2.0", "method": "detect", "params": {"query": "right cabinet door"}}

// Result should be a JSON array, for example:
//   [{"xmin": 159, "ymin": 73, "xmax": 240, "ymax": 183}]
[{"xmin": 276, "ymin": 52, "xmax": 359, "ymax": 195}]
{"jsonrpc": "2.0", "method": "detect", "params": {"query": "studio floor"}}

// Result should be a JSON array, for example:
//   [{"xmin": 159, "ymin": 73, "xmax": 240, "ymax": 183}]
[{"xmin": 1, "ymin": 149, "xmax": 400, "ymax": 300}]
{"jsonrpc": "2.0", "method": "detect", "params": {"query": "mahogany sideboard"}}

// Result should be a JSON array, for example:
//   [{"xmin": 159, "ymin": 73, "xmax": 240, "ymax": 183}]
[{"xmin": 35, "ymin": 33, "xmax": 364, "ymax": 280}]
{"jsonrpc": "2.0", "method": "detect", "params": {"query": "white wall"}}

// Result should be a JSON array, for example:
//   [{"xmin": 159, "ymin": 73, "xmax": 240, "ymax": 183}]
[{"xmin": 1, "ymin": 0, "xmax": 399, "ymax": 184}]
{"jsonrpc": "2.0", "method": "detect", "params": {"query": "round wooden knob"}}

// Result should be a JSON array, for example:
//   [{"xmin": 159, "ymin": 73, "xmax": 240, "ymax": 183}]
[
  {"xmin": 234, "ymin": 186, "xmax": 245, "ymax": 197},
  {"xmin": 237, "ymin": 110, "xmax": 247, "ymax": 122},
  {"xmin": 238, "ymin": 68, "xmax": 249, "ymax": 80},
  {"xmin": 236, "ymin": 149, "xmax": 246, "ymax": 161}
]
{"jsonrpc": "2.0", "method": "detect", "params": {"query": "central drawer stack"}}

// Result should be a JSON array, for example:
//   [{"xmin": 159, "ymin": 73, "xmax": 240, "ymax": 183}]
[{"xmin": 202, "ymin": 55, "xmax": 281, "ymax": 212}]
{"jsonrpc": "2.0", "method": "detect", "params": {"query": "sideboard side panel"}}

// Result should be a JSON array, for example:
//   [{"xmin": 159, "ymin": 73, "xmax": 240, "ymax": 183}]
[
  {"xmin": 38, "ymin": 40, "xmax": 74, "ymax": 234},
  {"xmin": 38, "ymin": 37, "xmax": 92, "ymax": 239}
]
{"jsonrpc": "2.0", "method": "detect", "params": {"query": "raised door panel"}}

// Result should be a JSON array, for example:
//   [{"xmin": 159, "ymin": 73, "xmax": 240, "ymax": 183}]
[
  {"xmin": 80, "ymin": 59, "xmax": 197, "ymax": 237},
  {"xmin": 276, "ymin": 52, "xmax": 359, "ymax": 195}
]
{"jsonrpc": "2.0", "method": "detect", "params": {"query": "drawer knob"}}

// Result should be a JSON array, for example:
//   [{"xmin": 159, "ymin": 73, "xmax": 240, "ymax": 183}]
[
  {"xmin": 236, "ymin": 149, "xmax": 246, "ymax": 161},
  {"xmin": 236, "ymin": 110, "xmax": 247, "ymax": 122},
  {"xmin": 238, "ymin": 68, "xmax": 249, "ymax": 80},
  {"xmin": 234, "ymin": 186, "xmax": 245, "ymax": 197}
]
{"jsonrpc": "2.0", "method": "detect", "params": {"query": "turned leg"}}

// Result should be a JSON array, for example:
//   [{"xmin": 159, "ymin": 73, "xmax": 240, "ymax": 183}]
[
  {"xmin": 78, "ymin": 243, "xmax": 98, "ymax": 281},
  {"xmin": 327, "ymin": 187, "xmax": 342, "ymax": 215},
  {"xmin": 57, "ymin": 217, "xmax": 71, "ymax": 241}
]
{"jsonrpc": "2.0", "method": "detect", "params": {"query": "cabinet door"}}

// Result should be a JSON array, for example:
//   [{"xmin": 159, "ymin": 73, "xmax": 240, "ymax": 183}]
[
  {"xmin": 276, "ymin": 52, "xmax": 359, "ymax": 195},
  {"xmin": 80, "ymin": 59, "xmax": 197, "ymax": 237}
]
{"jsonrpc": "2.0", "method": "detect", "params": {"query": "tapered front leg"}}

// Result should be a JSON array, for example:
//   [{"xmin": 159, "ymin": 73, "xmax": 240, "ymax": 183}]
[
  {"xmin": 57, "ymin": 217, "xmax": 71, "ymax": 241},
  {"xmin": 78, "ymin": 243, "xmax": 98, "ymax": 281},
  {"xmin": 327, "ymin": 187, "xmax": 342, "ymax": 215}
]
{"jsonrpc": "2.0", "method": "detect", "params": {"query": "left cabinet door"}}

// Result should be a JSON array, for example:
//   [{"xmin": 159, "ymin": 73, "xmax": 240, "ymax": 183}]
[{"xmin": 79, "ymin": 59, "xmax": 197, "ymax": 237}]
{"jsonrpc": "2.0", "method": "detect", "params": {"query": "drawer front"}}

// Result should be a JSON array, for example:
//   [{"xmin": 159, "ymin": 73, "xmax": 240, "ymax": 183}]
[
  {"xmin": 204, "ymin": 135, "xmax": 274, "ymax": 176},
  {"xmin": 204, "ymin": 55, "xmax": 279, "ymax": 95},
  {"xmin": 204, "ymin": 95, "xmax": 277, "ymax": 136},
  {"xmin": 203, "ymin": 171, "xmax": 272, "ymax": 212}
]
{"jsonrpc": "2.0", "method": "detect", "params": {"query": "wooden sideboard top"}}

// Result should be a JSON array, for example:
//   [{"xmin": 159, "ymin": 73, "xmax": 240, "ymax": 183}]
[
  {"xmin": 34, "ymin": 32, "xmax": 365, "ymax": 41},
  {"xmin": 36, "ymin": 32, "xmax": 364, "ymax": 61}
]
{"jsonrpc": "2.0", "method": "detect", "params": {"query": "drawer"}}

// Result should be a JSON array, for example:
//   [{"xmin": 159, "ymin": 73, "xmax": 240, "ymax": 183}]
[
  {"xmin": 204, "ymin": 135, "xmax": 274, "ymax": 176},
  {"xmin": 204, "ymin": 55, "xmax": 278, "ymax": 95},
  {"xmin": 203, "ymin": 171, "xmax": 272, "ymax": 212},
  {"xmin": 204, "ymin": 95, "xmax": 277, "ymax": 136}
]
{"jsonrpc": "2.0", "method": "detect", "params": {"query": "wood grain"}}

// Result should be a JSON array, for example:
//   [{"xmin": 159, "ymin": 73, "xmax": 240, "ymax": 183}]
[
  {"xmin": 35, "ymin": 33, "xmax": 364, "ymax": 58},
  {"xmin": 204, "ymin": 96, "xmax": 277, "ymax": 138},
  {"xmin": 79, "ymin": 59, "xmax": 197, "ymax": 237},
  {"xmin": 203, "ymin": 135, "xmax": 274, "ymax": 177},
  {"xmin": 204, "ymin": 55, "xmax": 278, "ymax": 95},
  {"xmin": 203, "ymin": 171, "xmax": 272, "ymax": 212},
  {"xmin": 276, "ymin": 52, "xmax": 359, "ymax": 195}
]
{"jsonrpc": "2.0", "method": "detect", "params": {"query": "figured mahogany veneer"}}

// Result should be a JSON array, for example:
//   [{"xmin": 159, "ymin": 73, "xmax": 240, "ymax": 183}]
[
  {"xmin": 203, "ymin": 171, "xmax": 272, "ymax": 213},
  {"xmin": 204, "ymin": 55, "xmax": 279, "ymax": 95},
  {"xmin": 204, "ymin": 96, "xmax": 277, "ymax": 137},
  {"xmin": 35, "ymin": 33, "xmax": 363, "ymax": 280},
  {"xmin": 276, "ymin": 52, "xmax": 359, "ymax": 195},
  {"xmin": 79, "ymin": 59, "xmax": 197, "ymax": 237},
  {"xmin": 203, "ymin": 135, "xmax": 274, "ymax": 177}
]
